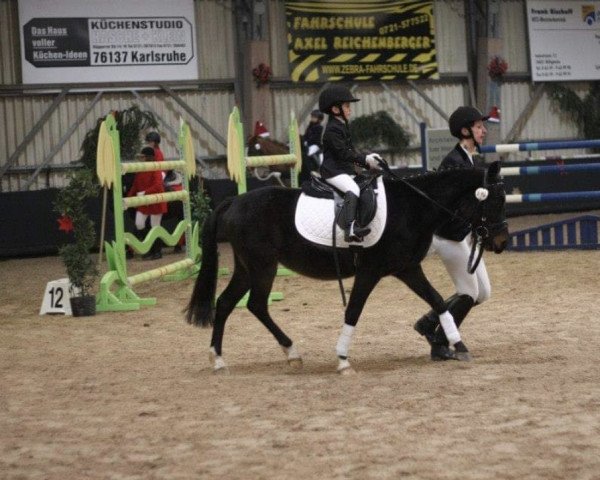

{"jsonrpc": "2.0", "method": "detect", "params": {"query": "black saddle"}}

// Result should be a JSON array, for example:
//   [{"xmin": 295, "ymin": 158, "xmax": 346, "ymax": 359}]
[{"xmin": 301, "ymin": 173, "xmax": 379, "ymax": 229}]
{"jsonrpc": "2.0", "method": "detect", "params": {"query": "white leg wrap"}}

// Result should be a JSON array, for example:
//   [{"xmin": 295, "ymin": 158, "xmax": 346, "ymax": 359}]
[
  {"xmin": 210, "ymin": 346, "xmax": 227, "ymax": 370},
  {"xmin": 282, "ymin": 344, "xmax": 301, "ymax": 360},
  {"xmin": 439, "ymin": 311, "xmax": 461, "ymax": 346},
  {"xmin": 337, "ymin": 358, "xmax": 352, "ymax": 372},
  {"xmin": 213, "ymin": 356, "xmax": 227, "ymax": 370},
  {"xmin": 336, "ymin": 324, "xmax": 355, "ymax": 358}
]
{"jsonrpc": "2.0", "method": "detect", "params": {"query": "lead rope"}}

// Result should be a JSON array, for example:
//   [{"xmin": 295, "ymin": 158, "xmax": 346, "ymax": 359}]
[
  {"xmin": 332, "ymin": 206, "xmax": 347, "ymax": 307},
  {"xmin": 467, "ymin": 228, "xmax": 485, "ymax": 274},
  {"xmin": 376, "ymin": 159, "xmax": 467, "ymax": 222}
]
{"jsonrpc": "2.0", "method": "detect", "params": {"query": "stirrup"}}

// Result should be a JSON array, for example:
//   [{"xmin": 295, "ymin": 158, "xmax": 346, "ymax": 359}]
[{"xmin": 344, "ymin": 221, "xmax": 370, "ymax": 242}]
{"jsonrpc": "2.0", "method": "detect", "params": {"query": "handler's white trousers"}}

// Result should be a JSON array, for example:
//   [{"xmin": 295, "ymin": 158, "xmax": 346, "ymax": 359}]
[
  {"xmin": 431, "ymin": 234, "xmax": 491, "ymax": 304},
  {"xmin": 325, "ymin": 173, "xmax": 360, "ymax": 196}
]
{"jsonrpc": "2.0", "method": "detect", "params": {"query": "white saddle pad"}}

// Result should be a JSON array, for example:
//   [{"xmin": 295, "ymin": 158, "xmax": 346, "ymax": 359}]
[{"xmin": 295, "ymin": 176, "xmax": 387, "ymax": 248}]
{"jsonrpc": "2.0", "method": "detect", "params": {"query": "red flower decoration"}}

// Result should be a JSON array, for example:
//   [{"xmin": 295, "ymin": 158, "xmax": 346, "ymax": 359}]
[
  {"xmin": 252, "ymin": 63, "xmax": 272, "ymax": 87},
  {"xmin": 488, "ymin": 56, "xmax": 508, "ymax": 81},
  {"xmin": 57, "ymin": 214, "xmax": 74, "ymax": 233}
]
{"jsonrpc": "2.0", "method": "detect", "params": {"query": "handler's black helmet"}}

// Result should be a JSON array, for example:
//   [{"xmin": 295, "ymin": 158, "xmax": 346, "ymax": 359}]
[
  {"xmin": 145, "ymin": 131, "xmax": 161, "ymax": 144},
  {"xmin": 310, "ymin": 109, "xmax": 324, "ymax": 120},
  {"xmin": 448, "ymin": 106, "xmax": 488, "ymax": 138},
  {"xmin": 318, "ymin": 86, "xmax": 360, "ymax": 114}
]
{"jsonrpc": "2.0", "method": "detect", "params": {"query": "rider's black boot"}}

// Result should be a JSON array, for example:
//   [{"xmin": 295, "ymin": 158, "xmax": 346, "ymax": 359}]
[{"xmin": 342, "ymin": 192, "xmax": 370, "ymax": 242}]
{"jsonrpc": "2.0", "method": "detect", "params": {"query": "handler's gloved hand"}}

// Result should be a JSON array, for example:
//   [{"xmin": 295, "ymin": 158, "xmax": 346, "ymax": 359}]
[{"xmin": 365, "ymin": 153, "xmax": 383, "ymax": 170}]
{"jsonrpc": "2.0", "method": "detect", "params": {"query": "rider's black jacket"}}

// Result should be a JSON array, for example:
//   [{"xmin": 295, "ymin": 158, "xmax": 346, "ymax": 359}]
[
  {"xmin": 435, "ymin": 143, "xmax": 473, "ymax": 241},
  {"xmin": 320, "ymin": 117, "xmax": 367, "ymax": 179}
]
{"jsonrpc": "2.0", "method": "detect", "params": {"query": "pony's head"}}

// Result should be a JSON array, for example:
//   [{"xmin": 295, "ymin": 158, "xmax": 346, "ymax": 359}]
[{"xmin": 470, "ymin": 161, "xmax": 509, "ymax": 254}]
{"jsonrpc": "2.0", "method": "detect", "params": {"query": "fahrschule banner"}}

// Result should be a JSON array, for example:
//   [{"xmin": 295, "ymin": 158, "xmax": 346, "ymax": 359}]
[{"xmin": 285, "ymin": 0, "xmax": 438, "ymax": 82}]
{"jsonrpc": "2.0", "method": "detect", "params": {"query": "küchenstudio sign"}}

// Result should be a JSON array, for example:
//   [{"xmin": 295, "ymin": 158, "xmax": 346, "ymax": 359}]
[
  {"xmin": 285, "ymin": 0, "xmax": 438, "ymax": 82},
  {"xmin": 19, "ymin": 0, "xmax": 198, "ymax": 84}
]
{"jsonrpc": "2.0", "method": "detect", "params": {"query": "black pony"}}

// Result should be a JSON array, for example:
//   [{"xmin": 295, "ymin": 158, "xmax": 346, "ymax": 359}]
[{"xmin": 186, "ymin": 162, "xmax": 509, "ymax": 373}]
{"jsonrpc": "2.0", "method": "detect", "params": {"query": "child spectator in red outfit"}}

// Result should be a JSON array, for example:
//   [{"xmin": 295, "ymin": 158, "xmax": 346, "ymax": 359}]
[{"xmin": 126, "ymin": 146, "xmax": 167, "ymax": 260}]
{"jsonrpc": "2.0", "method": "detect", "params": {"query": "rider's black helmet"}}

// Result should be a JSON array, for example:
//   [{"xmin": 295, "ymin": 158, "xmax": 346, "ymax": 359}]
[
  {"xmin": 310, "ymin": 109, "xmax": 324, "ymax": 120},
  {"xmin": 145, "ymin": 131, "xmax": 161, "ymax": 144},
  {"xmin": 448, "ymin": 106, "xmax": 488, "ymax": 139},
  {"xmin": 318, "ymin": 86, "xmax": 360, "ymax": 115}
]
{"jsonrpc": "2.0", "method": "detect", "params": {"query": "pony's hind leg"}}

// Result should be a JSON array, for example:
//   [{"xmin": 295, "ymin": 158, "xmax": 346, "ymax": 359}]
[
  {"xmin": 210, "ymin": 256, "xmax": 251, "ymax": 373},
  {"xmin": 245, "ymin": 259, "xmax": 302, "ymax": 369}
]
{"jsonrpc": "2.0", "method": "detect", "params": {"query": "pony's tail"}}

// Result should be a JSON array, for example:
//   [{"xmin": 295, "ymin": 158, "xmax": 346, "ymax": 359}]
[{"xmin": 185, "ymin": 198, "xmax": 232, "ymax": 328}]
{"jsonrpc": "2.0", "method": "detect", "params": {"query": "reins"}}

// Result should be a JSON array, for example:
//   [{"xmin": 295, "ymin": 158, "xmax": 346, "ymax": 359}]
[
  {"xmin": 330, "ymin": 160, "xmax": 497, "ymax": 307},
  {"xmin": 376, "ymin": 160, "xmax": 469, "ymax": 224}
]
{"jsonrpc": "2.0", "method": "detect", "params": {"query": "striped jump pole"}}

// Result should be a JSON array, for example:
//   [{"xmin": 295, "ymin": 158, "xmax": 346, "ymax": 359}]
[
  {"xmin": 480, "ymin": 139, "xmax": 600, "ymax": 154},
  {"xmin": 498, "ymin": 162, "xmax": 600, "ymax": 204},
  {"xmin": 95, "ymin": 114, "xmax": 200, "ymax": 312},
  {"xmin": 502, "ymin": 162, "xmax": 600, "ymax": 177},
  {"xmin": 507, "ymin": 191, "xmax": 600, "ymax": 204}
]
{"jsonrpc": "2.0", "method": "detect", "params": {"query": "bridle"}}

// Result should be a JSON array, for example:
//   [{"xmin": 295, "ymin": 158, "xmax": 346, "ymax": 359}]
[
  {"xmin": 331, "ymin": 160, "xmax": 505, "ymax": 306},
  {"xmin": 466, "ymin": 170, "xmax": 507, "ymax": 274},
  {"xmin": 378, "ymin": 159, "xmax": 505, "ymax": 274}
]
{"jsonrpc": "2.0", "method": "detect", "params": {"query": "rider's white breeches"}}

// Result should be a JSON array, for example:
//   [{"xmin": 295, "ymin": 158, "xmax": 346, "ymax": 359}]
[
  {"xmin": 325, "ymin": 174, "xmax": 360, "ymax": 196},
  {"xmin": 431, "ymin": 234, "xmax": 491, "ymax": 304}
]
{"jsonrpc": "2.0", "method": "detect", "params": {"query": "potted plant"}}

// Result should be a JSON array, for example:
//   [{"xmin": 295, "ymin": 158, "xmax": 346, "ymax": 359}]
[
  {"xmin": 349, "ymin": 110, "xmax": 410, "ymax": 154},
  {"xmin": 54, "ymin": 169, "xmax": 100, "ymax": 316}
]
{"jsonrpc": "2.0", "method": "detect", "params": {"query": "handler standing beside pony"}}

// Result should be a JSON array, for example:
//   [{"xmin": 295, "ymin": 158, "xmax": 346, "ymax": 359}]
[
  {"xmin": 415, "ymin": 106, "xmax": 492, "ymax": 361},
  {"xmin": 318, "ymin": 85, "xmax": 383, "ymax": 242}
]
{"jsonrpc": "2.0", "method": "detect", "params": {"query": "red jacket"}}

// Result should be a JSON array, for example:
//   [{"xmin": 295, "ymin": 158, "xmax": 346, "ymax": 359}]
[{"xmin": 127, "ymin": 170, "xmax": 167, "ymax": 215}]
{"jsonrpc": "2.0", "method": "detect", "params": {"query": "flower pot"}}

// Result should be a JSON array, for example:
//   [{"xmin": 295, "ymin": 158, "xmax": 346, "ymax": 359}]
[{"xmin": 70, "ymin": 295, "xmax": 96, "ymax": 317}]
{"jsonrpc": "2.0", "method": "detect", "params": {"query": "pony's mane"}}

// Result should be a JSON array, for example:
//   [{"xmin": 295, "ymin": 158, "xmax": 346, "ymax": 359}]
[{"xmin": 386, "ymin": 166, "xmax": 484, "ymax": 188}]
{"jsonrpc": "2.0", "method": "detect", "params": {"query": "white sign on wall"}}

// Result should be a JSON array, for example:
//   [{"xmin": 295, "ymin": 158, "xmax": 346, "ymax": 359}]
[
  {"xmin": 526, "ymin": 0, "xmax": 600, "ymax": 81},
  {"xmin": 425, "ymin": 128, "xmax": 456, "ymax": 171},
  {"xmin": 19, "ymin": 0, "xmax": 198, "ymax": 84}
]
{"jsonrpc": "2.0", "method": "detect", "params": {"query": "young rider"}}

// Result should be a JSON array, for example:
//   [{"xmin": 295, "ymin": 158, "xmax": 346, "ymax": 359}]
[
  {"xmin": 414, "ymin": 106, "xmax": 492, "ymax": 361},
  {"xmin": 318, "ymin": 85, "xmax": 382, "ymax": 242}
]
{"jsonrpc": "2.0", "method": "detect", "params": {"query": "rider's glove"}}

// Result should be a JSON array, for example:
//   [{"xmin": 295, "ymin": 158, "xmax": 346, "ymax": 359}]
[{"xmin": 365, "ymin": 153, "xmax": 383, "ymax": 170}]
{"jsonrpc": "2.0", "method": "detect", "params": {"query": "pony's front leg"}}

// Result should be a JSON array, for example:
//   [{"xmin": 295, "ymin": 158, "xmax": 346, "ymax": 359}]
[
  {"xmin": 335, "ymin": 271, "xmax": 381, "ymax": 374},
  {"xmin": 395, "ymin": 266, "xmax": 471, "ymax": 361}
]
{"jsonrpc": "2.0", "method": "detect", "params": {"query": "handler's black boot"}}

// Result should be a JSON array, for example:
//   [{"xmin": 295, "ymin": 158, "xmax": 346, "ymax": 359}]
[
  {"xmin": 342, "ymin": 192, "xmax": 370, "ymax": 242},
  {"xmin": 414, "ymin": 294, "xmax": 465, "ymax": 361},
  {"xmin": 414, "ymin": 311, "xmax": 457, "ymax": 361},
  {"xmin": 431, "ymin": 294, "xmax": 475, "ymax": 361},
  {"xmin": 145, "ymin": 240, "xmax": 162, "ymax": 260},
  {"xmin": 414, "ymin": 294, "xmax": 462, "ymax": 345}
]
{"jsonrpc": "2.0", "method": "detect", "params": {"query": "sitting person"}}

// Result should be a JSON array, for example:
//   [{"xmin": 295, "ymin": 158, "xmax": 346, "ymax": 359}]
[{"xmin": 318, "ymin": 85, "xmax": 382, "ymax": 242}]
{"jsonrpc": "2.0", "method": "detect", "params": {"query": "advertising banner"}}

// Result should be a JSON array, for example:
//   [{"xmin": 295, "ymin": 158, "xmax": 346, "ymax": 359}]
[
  {"xmin": 526, "ymin": 0, "xmax": 600, "ymax": 81},
  {"xmin": 19, "ymin": 0, "xmax": 198, "ymax": 84},
  {"xmin": 285, "ymin": 0, "xmax": 438, "ymax": 82}
]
